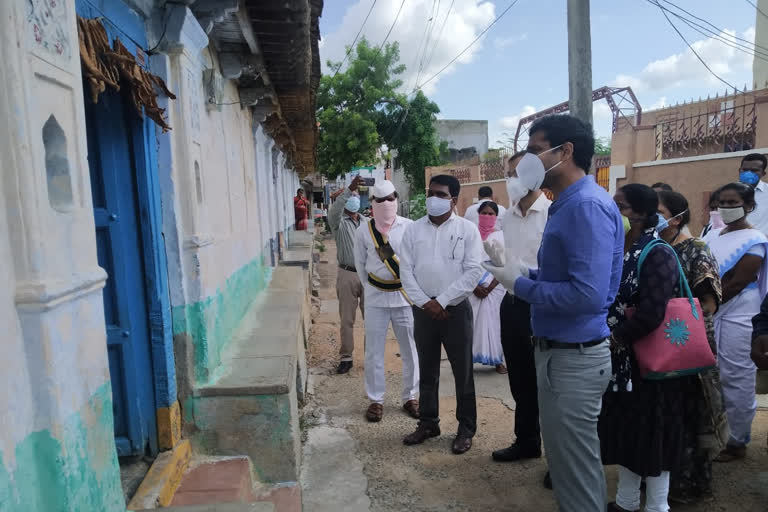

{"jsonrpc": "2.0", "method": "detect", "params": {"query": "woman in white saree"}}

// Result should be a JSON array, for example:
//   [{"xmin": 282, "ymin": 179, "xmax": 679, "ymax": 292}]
[{"xmin": 707, "ymin": 182, "xmax": 768, "ymax": 462}]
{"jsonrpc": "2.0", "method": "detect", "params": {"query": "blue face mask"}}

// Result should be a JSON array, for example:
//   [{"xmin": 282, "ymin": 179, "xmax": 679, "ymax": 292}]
[
  {"xmin": 345, "ymin": 195, "xmax": 360, "ymax": 213},
  {"xmin": 655, "ymin": 213, "xmax": 669, "ymax": 233},
  {"xmin": 740, "ymin": 170, "xmax": 761, "ymax": 186}
]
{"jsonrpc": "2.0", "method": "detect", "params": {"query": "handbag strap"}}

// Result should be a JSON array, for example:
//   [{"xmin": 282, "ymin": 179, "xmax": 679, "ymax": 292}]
[{"xmin": 635, "ymin": 238, "xmax": 700, "ymax": 321}]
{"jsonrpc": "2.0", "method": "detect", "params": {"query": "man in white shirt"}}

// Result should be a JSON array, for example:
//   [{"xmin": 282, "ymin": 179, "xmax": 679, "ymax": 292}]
[
  {"xmin": 739, "ymin": 153, "xmax": 768, "ymax": 235},
  {"xmin": 353, "ymin": 180, "xmax": 420, "ymax": 423},
  {"xmin": 400, "ymin": 174, "xmax": 485, "ymax": 455},
  {"xmin": 463, "ymin": 186, "xmax": 507, "ymax": 226},
  {"xmin": 490, "ymin": 151, "xmax": 551, "ymax": 466}
]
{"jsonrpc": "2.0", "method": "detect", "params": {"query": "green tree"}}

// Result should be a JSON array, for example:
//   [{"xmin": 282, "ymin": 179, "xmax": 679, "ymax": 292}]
[
  {"xmin": 595, "ymin": 136, "xmax": 611, "ymax": 155},
  {"xmin": 317, "ymin": 39, "xmax": 406, "ymax": 178},
  {"xmin": 317, "ymin": 39, "xmax": 446, "ymax": 191},
  {"xmin": 380, "ymin": 90, "xmax": 447, "ymax": 192}
]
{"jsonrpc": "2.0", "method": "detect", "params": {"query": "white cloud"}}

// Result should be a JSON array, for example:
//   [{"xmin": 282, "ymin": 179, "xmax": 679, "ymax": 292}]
[
  {"xmin": 611, "ymin": 27, "xmax": 754, "ymax": 94},
  {"xmin": 494, "ymin": 33, "xmax": 527, "ymax": 50},
  {"xmin": 491, "ymin": 105, "xmax": 537, "ymax": 148},
  {"xmin": 320, "ymin": 0, "xmax": 496, "ymax": 95}
]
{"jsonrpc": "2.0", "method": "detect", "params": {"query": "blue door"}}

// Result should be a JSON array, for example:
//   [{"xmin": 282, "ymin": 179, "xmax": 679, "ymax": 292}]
[{"xmin": 85, "ymin": 86, "xmax": 158, "ymax": 456}]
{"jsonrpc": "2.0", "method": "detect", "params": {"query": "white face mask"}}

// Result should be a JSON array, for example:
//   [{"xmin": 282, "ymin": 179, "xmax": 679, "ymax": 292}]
[
  {"xmin": 506, "ymin": 176, "xmax": 528, "ymax": 204},
  {"xmin": 516, "ymin": 145, "xmax": 563, "ymax": 190},
  {"xmin": 426, "ymin": 196, "xmax": 452, "ymax": 217},
  {"xmin": 719, "ymin": 206, "xmax": 746, "ymax": 225}
]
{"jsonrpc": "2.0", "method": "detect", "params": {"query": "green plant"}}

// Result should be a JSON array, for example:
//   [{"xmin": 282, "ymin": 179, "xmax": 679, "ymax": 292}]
[{"xmin": 409, "ymin": 193, "xmax": 426, "ymax": 219}]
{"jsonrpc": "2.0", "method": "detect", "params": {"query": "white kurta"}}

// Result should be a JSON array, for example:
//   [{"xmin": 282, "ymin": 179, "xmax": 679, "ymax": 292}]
[{"xmin": 354, "ymin": 216, "xmax": 419, "ymax": 404}]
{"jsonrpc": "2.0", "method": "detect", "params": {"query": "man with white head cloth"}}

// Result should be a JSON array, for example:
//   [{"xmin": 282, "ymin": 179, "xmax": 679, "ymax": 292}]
[{"xmin": 353, "ymin": 180, "xmax": 420, "ymax": 422}]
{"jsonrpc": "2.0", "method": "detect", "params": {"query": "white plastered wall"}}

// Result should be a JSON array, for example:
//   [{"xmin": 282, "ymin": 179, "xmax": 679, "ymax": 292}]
[
  {"xmin": 0, "ymin": 0, "xmax": 113, "ymax": 472},
  {"xmin": 150, "ymin": 5, "xmax": 303, "ymax": 308}
]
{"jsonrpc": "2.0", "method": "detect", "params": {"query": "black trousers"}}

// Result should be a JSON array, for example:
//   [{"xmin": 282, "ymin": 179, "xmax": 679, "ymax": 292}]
[
  {"xmin": 412, "ymin": 300, "xmax": 477, "ymax": 437},
  {"xmin": 500, "ymin": 294, "xmax": 540, "ymax": 446}
]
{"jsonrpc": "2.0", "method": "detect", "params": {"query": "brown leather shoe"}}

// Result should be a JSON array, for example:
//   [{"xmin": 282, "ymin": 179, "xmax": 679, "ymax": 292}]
[
  {"xmin": 365, "ymin": 403, "xmax": 383, "ymax": 422},
  {"xmin": 403, "ymin": 399, "xmax": 420, "ymax": 419},
  {"xmin": 403, "ymin": 424, "xmax": 440, "ymax": 445},
  {"xmin": 452, "ymin": 435, "xmax": 472, "ymax": 454}
]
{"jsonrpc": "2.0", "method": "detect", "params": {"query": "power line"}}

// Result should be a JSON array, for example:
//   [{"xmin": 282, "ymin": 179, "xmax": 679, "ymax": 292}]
[
  {"xmin": 746, "ymin": 0, "xmax": 768, "ymax": 20},
  {"xmin": 415, "ymin": 0, "xmax": 522, "ymax": 92},
  {"xmin": 408, "ymin": 2, "xmax": 438, "ymax": 92},
  {"xmin": 331, "ymin": 0, "xmax": 378, "ymax": 78},
  {"xmin": 377, "ymin": 0, "xmax": 408, "ymax": 53},
  {"xmin": 649, "ymin": 0, "xmax": 743, "ymax": 92},
  {"xmin": 673, "ymin": 12, "xmax": 768, "ymax": 62},
  {"xmin": 415, "ymin": 0, "xmax": 441, "ymax": 88},
  {"xmin": 647, "ymin": 0, "xmax": 768, "ymax": 61},
  {"xmin": 423, "ymin": 0, "xmax": 456, "ymax": 79},
  {"xmin": 656, "ymin": 0, "xmax": 768, "ymax": 53}
]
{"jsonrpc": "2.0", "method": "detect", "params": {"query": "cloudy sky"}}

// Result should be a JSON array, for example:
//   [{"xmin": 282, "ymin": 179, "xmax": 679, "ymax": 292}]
[{"xmin": 319, "ymin": 0, "xmax": 761, "ymax": 149}]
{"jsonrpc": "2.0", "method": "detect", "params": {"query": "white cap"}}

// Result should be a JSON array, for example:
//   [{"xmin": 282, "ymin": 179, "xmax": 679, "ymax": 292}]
[{"xmin": 371, "ymin": 180, "xmax": 396, "ymax": 199}]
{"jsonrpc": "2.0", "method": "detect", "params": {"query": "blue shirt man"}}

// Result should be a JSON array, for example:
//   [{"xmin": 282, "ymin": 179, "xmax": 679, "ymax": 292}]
[
  {"xmin": 485, "ymin": 115, "xmax": 623, "ymax": 512},
  {"xmin": 515, "ymin": 174, "xmax": 624, "ymax": 342}
]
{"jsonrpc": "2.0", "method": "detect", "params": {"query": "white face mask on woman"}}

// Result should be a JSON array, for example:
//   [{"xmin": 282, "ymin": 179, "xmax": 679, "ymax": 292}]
[{"xmin": 719, "ymin": 206, "xmax": 746, "ymax": 225}]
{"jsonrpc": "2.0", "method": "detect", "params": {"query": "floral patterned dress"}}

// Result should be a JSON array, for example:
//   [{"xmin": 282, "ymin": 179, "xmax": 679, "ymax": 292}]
[
  {"xmin": 599, "ymin": 230, "xmax": 701, "ymax": 477},
  {"xmin": 669, "ymin": 238, "xmax": 727, "ymax": 499}
]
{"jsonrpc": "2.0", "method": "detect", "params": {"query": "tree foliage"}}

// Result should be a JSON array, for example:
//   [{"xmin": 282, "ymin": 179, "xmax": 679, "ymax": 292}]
[
  {"xmin": 317, "ymin": 39, "xmax": 446, "ymax": 191},
  {"xmin": 380, "ymin": 91, "xmax": 447, "ymax": 192},
  {"xmin": 317, "ymin": 39, "xmax": 406, "ymax": 178},
  {"xmin": 594, "ymin": 136, "xmax": 611, "ymax": 156}
]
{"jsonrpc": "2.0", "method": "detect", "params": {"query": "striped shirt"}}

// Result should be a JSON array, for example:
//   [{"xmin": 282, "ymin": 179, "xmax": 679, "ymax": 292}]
[{"xmin": 329, "ymin": 188, "xmax": 361, "ymax": 268}]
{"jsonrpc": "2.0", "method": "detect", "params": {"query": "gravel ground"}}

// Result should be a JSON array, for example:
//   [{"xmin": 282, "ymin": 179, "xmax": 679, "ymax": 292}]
[{"xmin": 303, "ymin": 236, "xmax": 768, "ymax": 511}]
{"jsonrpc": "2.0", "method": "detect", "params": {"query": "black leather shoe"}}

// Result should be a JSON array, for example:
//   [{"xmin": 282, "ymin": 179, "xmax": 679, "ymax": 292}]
[
  {"xmin": 403, "ymin": 424, "xmax": 441, "ymax": 445},
  {"xmin": 543, "ymin": 471, "xmax": 552, "ymax": 490},
  {"xmin": 452, "ymin": 435, "xmax": 472, "ymax": 454},
  {"xmin": 492, "ymin": 443, "xmax": 542, "ymax": 462},
  {"xmin": 336, "ymin": 361, "xmax": 353, "ymax": 374}
]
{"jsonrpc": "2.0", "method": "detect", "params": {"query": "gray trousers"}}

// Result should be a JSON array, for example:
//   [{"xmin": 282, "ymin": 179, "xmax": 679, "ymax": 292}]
[{"xmin": 535, "ymin": 340, "xmax": 612, "ymax": 512}]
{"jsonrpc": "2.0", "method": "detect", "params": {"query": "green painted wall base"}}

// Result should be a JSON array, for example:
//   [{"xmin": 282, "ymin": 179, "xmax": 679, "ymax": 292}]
[
  {"xmin": 172, "ymin": 255, "xmax": 271, "ymax": 386},
  {"xmin": 0, "ymin": 383, "xmax": 124, "ymax": 512}
]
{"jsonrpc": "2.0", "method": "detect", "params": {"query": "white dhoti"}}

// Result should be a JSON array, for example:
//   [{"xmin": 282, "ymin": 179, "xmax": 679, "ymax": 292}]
[
  {"xmin": 364, "ymin": 305, "xmax": 419, "ymax": 404},
  {"xmin": 715, "ymin": 287, "xmax": 760, "ymax": 446}
]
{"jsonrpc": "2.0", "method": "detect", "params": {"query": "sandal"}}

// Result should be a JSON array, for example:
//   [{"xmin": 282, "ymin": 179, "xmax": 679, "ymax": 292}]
[
  {"xmin": 365, "ymin": 403, "xmax": 383, "ymax": 422},
  {"xmin": 495, "ymin": 364, "xmax": 508, "ymax": 374},
  {"xmin": 403, "ymin": 399, "xmax": 420, "ymax": 419}
]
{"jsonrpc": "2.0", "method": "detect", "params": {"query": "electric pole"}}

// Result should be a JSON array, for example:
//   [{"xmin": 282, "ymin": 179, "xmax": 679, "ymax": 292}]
[{"xmin": 567, "ymin": 0, "xmax": 593, "ymax": 126}]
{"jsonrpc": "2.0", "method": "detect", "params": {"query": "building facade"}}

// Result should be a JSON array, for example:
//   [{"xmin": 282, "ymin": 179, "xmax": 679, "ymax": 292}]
[
  {"xmin": 0, "ymin": 0, "xmax": 321, "ymax": 510},
  {"xmin": 610, "ymin": 88, "xmax": 768, "ymax": 234}
]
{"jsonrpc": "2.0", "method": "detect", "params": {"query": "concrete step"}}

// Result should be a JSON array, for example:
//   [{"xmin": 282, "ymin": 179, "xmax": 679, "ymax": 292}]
[
  {"xmin": 168, "ymin": 455, "xmax": 301, "ymax": 512},
  {"xmin": 171, "ymin": 456, "xmax": 257, "ymax": 507}
]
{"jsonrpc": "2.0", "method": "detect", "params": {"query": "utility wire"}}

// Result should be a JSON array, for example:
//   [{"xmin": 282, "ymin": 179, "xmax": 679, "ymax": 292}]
[
  {"xmin": 415, "ymin": 0, "xmax": 521, "ymax": 92},
  {"xmin": 408, "ymin": 2, "xmax": 437, "ymax": 92},
  {"xmin": 649, "ymin": 0, "xmax": 744, "ymax": 92},
  {"xmin": 415, "ymin": 0, "xmax": 440, "ymax": 88},
  {"xmin": 672, "ymin": 12, "xmax": 768, "ymax": 62},
  {"xmin": 377, "ymin": 0, "xmax": 408, "ymax": 53},
  {"xmin": 656, "ymin": 0, "xmax": 768, "ymax": 53},
  {"xmin": 746, "ymin": 0, "xmax": 768, "ymax": 20},
  {"xmin": 331, "ymin": 0, "xmax": 378, "ymax": 78},
  {"xmin": 423, "ymin": 0, "xmax": 456, "ymax": 78}
]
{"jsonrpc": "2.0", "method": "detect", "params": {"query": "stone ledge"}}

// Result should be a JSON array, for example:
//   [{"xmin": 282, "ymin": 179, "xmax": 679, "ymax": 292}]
[
  {"xmin": 195, "ymin": 356, "xmax": 294, "ymax": 396},
  {"xmin": 137, "ymin": 503, "xmax": 274, "ymax": 512}
]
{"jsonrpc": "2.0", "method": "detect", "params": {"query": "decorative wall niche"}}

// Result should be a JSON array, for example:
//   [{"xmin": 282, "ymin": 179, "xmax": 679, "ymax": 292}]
[{"xmin": 42, "ymin": 115, "xmax": 74, "ymax": 211}]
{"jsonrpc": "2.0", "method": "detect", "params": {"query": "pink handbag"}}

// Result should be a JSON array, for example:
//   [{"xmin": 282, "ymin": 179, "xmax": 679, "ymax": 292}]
[{"xmin": 626, "ymin": 240, "xmax": 716, "ymax": 380}]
